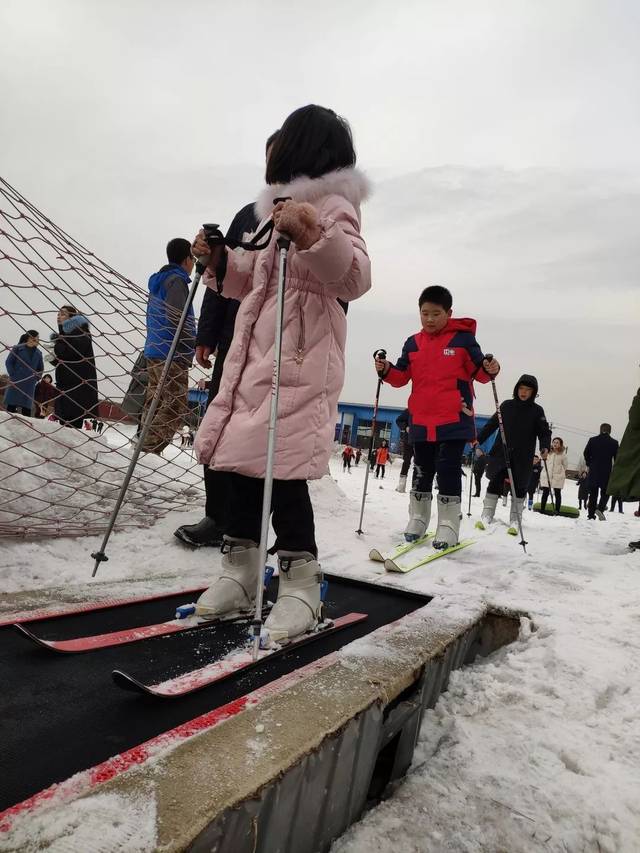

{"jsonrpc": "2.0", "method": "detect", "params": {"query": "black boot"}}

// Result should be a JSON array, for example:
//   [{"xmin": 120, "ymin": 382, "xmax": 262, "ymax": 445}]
[{"xmin": 174, "ymin": 517, "xmax": 224, "ymax": 548}]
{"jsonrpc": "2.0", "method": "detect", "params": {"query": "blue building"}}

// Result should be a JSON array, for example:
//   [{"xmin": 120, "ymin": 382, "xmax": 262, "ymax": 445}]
[{"xmin": 335, "ymin": 401, "xmax": 497, "ymax": 455}]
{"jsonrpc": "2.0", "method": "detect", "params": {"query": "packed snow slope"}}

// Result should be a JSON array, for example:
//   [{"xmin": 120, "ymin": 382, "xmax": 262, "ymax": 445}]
[{"xmin": 1, "ymin": 454, "xmax": 639, "ymax": 852}]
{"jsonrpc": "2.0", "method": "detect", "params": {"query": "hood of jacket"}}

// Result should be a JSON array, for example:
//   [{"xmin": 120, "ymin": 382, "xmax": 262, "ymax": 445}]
[
  {"xmin": 255, "ymin": 167, "xmax": 371, "ymax": 221},
  {"xmin": 513, "ymin": 373, "xmax": 539, "ymax": 399},
  {"xmin": 61, "ymin": 314, "xmax": 90, "ymax": 333},
  {"xmin": 423, "ymin": 317, "xmax": 478, "ymax": 338},
  {"xmin": 148, "ymin": 264, "xmax": 190, "ymax": 297}
]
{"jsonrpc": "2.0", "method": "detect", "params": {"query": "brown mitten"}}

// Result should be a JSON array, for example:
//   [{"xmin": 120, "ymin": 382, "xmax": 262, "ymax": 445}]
[{"xmin": 274, "ymin": 201, "xmax": 321, "ymax": 250}]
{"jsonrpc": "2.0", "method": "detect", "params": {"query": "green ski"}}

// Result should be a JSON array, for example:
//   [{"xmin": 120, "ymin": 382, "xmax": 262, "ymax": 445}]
[
  {"xmin": 369, "ymin": 533, "xmax": 434, "ymax": 563},
  {"xmin": 384, "ymin": 539, "xmax": 474, "ymax": 573}
]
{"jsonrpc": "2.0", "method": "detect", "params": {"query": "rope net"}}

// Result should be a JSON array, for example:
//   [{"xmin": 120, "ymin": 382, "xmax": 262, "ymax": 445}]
[{"xmin": 0, "ymin": 177, "xmax": 206, "ymax": 539}]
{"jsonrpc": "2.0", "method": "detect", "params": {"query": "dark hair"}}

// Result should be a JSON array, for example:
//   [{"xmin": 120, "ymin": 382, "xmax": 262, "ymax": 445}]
[
  {"xmin": 265, "ymin": 105, "xmax": 356, "ymax": 185},
  {"xmin": 43, "ymin": 374, "xmax": 53, "ymax": 383},
  {"xmin": 166, "ymin": 238, "xmax": 192, "ymax": 266},
  {"xmin": 552, "ymin": 436, "xmax": 564, "ymax": 449},
  {"xmin": 600, "ymin": 423, "xmax": 612, "ymax": 434},
  {"xmin": 266, "ymin": 130, "xmax": 279, "ymax": 153},
  {"xmin": 60, "ymin": 305, "xmax": 78, "ymax": 317},
  {"xmin": 19, "ymin": 329, "xmax": 39, "ymax": 343},
  {"xmin": 419, "ymin": 286, "xmax": 453, "ymax": 311}
]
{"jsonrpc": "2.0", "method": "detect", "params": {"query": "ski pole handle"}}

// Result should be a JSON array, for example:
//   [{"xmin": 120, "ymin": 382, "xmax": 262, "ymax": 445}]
[{"xmin": 373, "ymin": 348, "xmax": 387, "ymax": 378}]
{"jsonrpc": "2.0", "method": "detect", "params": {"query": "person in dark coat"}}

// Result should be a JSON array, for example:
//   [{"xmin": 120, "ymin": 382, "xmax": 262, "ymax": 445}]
[
  {"xmin": 475, "ymin": 374, "xmax": 551, "ymax": 531},
  {"xmin": 4, "ymin": 330, "xmax": 44, "ymax": 415},
  {"xmin": 583, "ymin": 423, "xmax": 619, "ymax": 520},
  {"xmin": 395, "ymin": 408, "xmax": 413, "ymax": 493},
  {"xmin": 34, "ymin": 373, "xmax": 58, "ymax": 418},
  {"xmin": 472, "ymin": 449, "xmax": 487, "ymax": 497},
  {"xmin": 607, "ymin": 385, "xmax": 640, "ymax": 548},
  {"xmin": 52, "ymin": 306, "xmax": 99, "ymax": 428}
]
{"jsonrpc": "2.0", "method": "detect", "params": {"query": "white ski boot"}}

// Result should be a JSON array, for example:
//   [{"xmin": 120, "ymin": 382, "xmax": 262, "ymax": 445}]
[
  {"xmin": 404, "ymin": 491, "xmax": 432, "ymax": 542},
  {"xmin": 195, "ymin": 537, "xmax": 260, "ymax": 618},
  {"xmin": 396, "ymin": 475, "xmax": 407, "ymax": 493},
  {"xmin": 475, "ymin": 493, "xmax": 499, "ymax": 530},
  {"xmin": 507, "ymin": 497, "xmax": 525, "ymax": 536},
  {"xmin": 263, "ymin": 552, "xmax": 323, "ymax": 644},
  {"xmin": 433, "ymin": 495, "xmax": 461, "ymax": 550}
]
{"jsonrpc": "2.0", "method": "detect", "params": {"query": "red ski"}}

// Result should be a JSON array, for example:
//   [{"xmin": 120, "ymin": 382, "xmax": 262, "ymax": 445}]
[
  {"xmin": 112, "ymin": 612, "xmax": 367, "ymax": 698},
  {"xmin": 13, "ymin": 609, "xmax": 267, "ymax": 654}
]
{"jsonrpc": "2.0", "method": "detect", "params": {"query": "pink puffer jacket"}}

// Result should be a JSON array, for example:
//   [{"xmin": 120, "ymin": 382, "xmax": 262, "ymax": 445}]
[{"xmin": 194, "ymin": 167, "xmax": 371, "ymax": 480}]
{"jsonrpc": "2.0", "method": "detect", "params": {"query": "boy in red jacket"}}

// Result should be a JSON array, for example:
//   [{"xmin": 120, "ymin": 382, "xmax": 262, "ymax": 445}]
[{"xmin": 375, "ymin": 286, "xmax": 499, "ymax": 548}]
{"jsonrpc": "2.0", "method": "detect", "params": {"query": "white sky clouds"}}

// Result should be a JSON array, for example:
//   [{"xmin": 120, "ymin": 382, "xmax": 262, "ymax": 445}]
[{"xmin": 1, "ymin": 0, "xmax": 639, "ymax": 454}]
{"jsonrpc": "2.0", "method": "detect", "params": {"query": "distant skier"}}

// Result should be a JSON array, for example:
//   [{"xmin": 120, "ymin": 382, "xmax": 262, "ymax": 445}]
[
  {"xmin": 528, "ymin": 454, "xmax": 542, "ymax": 510},
  {"xmin": 374, "ymin": 285, "xmax": 499, "ymax": 548},
  {"xmin": 375, "ymin": 440, "xmax": 389, "ymax": 479},
  {"xmin": 539, "ymin": 437, "xmax": 568, "ymax": 514},
  {"xmin": 342, "ymin": 445, "xmax": 354, "ymax": 472},
  {"xmin": 475, "ymin": 375, "xmax": 551, "ymax": 534},
  {"xmin": 584, "ymin": 424, "xmax": 619, "ymax": 520},
  {"xmin": 354, "ymin": 447, "xmax": 362, "ymax": 466},
  {"xmin": 395, "ymin": 408, "xmax": 413, "ymax": 493},
  {"xmin": 576, "ymin": 455, "xmax": 589, "ymax": 510},
  {"xmin": 472, "ymin": 448, "xmax": 486, "ymax": 497}
]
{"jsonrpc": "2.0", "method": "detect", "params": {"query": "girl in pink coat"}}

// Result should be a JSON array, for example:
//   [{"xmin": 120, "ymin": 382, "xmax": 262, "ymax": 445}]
[{"xmin": 193, "ymin": 105, "xmax": 371, "ymax": 642}]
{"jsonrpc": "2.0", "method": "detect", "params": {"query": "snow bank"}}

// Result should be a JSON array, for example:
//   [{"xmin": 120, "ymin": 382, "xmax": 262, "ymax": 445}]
[{"xmin": 0, "ymin": 412, "xmax": 203, "ymax": 537}]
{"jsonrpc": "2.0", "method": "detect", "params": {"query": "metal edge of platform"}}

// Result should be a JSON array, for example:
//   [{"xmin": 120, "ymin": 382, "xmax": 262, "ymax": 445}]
[{"xmin": 0, "ymin": 595, "xmax": 522, "ymax": 852}]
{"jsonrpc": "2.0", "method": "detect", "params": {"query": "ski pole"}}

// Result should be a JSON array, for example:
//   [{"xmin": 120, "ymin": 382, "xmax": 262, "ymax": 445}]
[
  {"xmin": 541, "ymin": 456, "xmax": 554, "ymax": 514},
  {"xmin": 356, "ymin": 349, "xmax": 387, "ymax": 536},
  {"xmin": 91, "ymin": 224, "xmax": 223, "ymax": 576},
  {"xmin": 466, "ymin": 448, "xmax": 474, "ymax": 517},
  {"xmin": 484, "ymin": 353, "xmax": 528, "ymax": 553},
  {"xmin": 250, "ymin": 223, "xmax": 291, "ymax": 662}
]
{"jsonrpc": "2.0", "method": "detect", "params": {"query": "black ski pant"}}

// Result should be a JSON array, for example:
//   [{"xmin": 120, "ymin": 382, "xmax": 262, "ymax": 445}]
[
  {"xmin": 375, "ymin": 464, "xmax": 386, "ymax": 478},
  {"xmin": 541, "ymin": 487, "xmax": 562, "ymax": 513},
  {"xmin": 225, "ymin": 473, "xmax": 317, "ymax": 557},
  {"xmin": 473, "ymin": 472, "xmax": 483, "ymax": 497},
  {"xmin": 202, "ymin": 349, "xmax": 230, "ymax": 529},
  {"xmin": 486, "ymin": 467, "xmax": 527, "ymax": 499},
  {"xmin": 343, "ymin": 458, "xmax": 351, "ymax": 471},
  {"xmin": 588, "ymin": 486, "xmax": 608, "ymax": 518},
  {"xmin": 609, "ymin": 496, "xmax": 623, "ymax": 512},
  {"xmin": 412, "ymin": 439, "xmax": 466, "ymax": 497},
  {"xmin": 400, "ymin": 443, "xmax": 414, "ymax": 477}
]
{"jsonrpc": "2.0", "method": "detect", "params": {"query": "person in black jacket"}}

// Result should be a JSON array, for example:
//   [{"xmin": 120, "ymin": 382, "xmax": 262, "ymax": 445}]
[
  {"xmin": 528, "ymin": 454, "xmax": 542, "ymax": 509},
  {"xmin": 475, "ymin": 374, "xmax": 551, "ymax": 533},
  {"xmin": 52, "ymin": 305, "xmax": 99, "ymax": 428},
  {"xmin": 472, "ymin": 449, "xmax": 487, "ymax": 497},
  {"xmin": 395, "ymin": 408, "xmax": 413, "ymax": 493},
  {"xmin": 583, "ymin": 423, "xmax": 619, "ymax": 520}
]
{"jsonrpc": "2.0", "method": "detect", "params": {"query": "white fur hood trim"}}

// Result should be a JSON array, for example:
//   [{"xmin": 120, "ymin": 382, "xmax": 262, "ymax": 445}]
[{"xmin": 255, "ymin": 167, "xmax": 371, "ymax": 221}]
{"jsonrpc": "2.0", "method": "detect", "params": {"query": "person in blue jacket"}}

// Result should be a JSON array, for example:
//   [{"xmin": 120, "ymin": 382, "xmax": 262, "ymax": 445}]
[
  {"xmin": 140, "ymin": 238, "xmax": 196, "ymax": 454},
  {"xmin": 4, "ymin": 330, "xmax": 43, "ymax": 416}
]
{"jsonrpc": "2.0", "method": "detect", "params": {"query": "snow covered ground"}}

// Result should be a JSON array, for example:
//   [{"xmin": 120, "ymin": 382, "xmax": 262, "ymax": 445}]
[{"xmin": 1, "ymin": 454, "xmax": 639, "ymax": 851}]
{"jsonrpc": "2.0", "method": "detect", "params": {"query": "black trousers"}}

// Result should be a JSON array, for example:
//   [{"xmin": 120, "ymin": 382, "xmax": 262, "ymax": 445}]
[
  {"xmin": 609, "ymin": 496, "xmax": 623, "ymax": 512},
  {"xmin": 225, "ymin": 472, "xmax": 317, "ymax": 557},
  {"xmin": 473, "ymin": 472, "xmax": 483, "ymax": 497},
  {"xmin": 343, "ymin": 458, "xmax": 351, "ymax": 470},
  {"xmin": 375, "ymin": 464, "xmax": 385, "ymax": 478},
  {"xmin": 202, "ymin": 349, "xmax": 229, "ymax": 527},
  {"xmin": 412, "ymin": 439, "xmax": 466, "ymax": 496},
  {"xmin": 400, "ymin": 443, "xmax": 414, "ymax": 477},
  {"xmin": 541, "ymin": 487, "xmax": 562, "ymax": 512},
  {"xmin": 486, "ymin": 466, "xmax": 527, "ymax": 499},
  {"xmin": 588, "ymin": 486, "xmax": 608, "ymax": 518}
]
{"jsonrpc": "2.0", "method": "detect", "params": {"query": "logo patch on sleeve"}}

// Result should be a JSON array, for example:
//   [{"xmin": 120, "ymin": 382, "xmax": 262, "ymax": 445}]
[{"xmin": 443, "ymin": 348, "xmax": 456, "ymax": 356}]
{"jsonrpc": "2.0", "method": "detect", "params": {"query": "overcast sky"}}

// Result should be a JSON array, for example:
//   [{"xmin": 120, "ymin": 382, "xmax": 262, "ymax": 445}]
[{"xmin": 1, "ymin": 0, "xmax": 639, "ymax": 459}]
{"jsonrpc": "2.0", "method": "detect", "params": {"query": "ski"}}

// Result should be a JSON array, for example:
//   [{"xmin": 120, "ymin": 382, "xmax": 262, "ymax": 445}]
[
  {"xmin": 13, "ymin": 608, "xmax": 270, "ymax": 655},
  {"xmin": 369, "ymin": 532, "xmax": 434, "ymax": 563},
  {"xmin": 112, "ymin": 612, "xmax": 367, "ymax": 699},
  {"xmin": 384, "ymin": 539, "xmax": 474, "ymax": 573}
]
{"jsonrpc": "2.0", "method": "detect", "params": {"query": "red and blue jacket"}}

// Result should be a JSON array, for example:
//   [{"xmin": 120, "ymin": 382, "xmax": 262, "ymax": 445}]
[{"xmin": 384, "ymin": 318, "xmax": 491, "ymax": 443}]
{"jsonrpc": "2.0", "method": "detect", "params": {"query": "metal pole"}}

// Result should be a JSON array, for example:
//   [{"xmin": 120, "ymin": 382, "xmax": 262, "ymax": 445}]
[
  {"xmin": 250, "ymin": 235, "xmax": 290, "ymax": 660},
  {"xmin": 356, "ymin": 350, "xmax": 387, "ymax": 536},
  {"xmin": 484, "ymin": 353, "xmax": 528, "ymax": 552},
  {"xmin": 466, "ymin": 448, "xmax": 474, "ymax": 517},
  {"xmin": 91, "ymin": 261, "xmax": 205, "ymax": 576}
]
